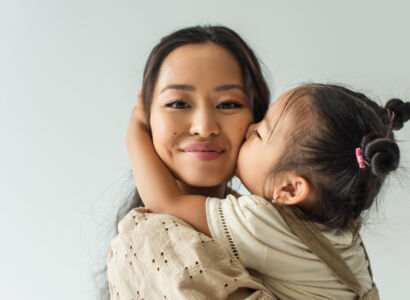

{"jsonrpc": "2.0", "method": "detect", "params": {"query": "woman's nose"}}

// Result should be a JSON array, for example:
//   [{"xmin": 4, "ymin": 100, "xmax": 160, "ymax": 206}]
[{"xmin": 189, "ymin": 110, "xmax": 219, "ymax": 137}]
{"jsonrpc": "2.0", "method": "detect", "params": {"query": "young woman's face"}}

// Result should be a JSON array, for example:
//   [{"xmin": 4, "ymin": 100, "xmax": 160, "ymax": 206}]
[{"xmin": 149, "ymin": 43, "xmax": 253, "ymax": 187}]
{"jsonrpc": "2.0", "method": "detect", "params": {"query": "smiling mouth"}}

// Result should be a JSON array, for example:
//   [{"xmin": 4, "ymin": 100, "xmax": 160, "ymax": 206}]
[
  {"xmin": 181, "ymin": 144, "xmax": 225, "ymax": 161},
  {"xmin": 182, "ymin": 144, "xmax": 224, "ymax": 152},
  {"xmin": 182, "ymin": 150, "xmax": 224, "ymax": 161}
]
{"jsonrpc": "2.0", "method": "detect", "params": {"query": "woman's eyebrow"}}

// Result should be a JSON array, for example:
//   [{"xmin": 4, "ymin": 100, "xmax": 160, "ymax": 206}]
[
  {"xmin": 160, "ymin": 84, "xmax": 196, "ymax": 93},
  {"xmin": 214, "ymin": 84, "xmax": 246, "ymax": 93},
  {"xmin": 160, "ymin": 84, "xmax": 245, "ymax": 94}
]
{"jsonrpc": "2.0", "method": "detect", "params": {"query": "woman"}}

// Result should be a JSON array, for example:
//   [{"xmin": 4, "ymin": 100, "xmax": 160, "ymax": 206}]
[{"xmin": 106, "ymin": 25, "xmax": 273, "ymax": 299}]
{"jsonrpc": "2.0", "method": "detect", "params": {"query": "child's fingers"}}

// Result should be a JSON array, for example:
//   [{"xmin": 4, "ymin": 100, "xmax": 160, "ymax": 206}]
[
  {"xmin": 137, "ymin": 85, "xmax": 144, "ymax": 107},
  {"xmin": 125, "ymin": 86, "xmax": 148, "ymax": 148},
  {"xmin": 126, "ymin": 105, "xmax": 139, "ymax": 143},
  {"xmin": 136, "ymin": 86, "xmax": 148, "ymax": 126}
]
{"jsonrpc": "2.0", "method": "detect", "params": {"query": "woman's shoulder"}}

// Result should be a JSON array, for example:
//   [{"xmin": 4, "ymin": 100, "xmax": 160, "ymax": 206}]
[{"xmin": 116, "ymin": 207, "xmax": 196, "ymax": 237}]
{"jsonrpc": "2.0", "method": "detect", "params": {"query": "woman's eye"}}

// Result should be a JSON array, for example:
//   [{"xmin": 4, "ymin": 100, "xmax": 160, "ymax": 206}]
[
  {"xmin": 165, "ymin": 100, "xmax": 190, "ymax": 109},
  {"xmin": 217, "ymin": 101, "xmax": 243, "ymax": 109}
]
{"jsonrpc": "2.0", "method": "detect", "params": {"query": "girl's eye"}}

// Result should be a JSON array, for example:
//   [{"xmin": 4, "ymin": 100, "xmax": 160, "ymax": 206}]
[
  {"xmin": 216, "ymin": 101, "xmax": 243, "ymax": 109},
  {"xmin": 255, "ymin": 130, "xmax": 261, "ymax": 139},
  {"xmin": 165, "ymin": 100, "xmax": 191, "ymax": 109}
]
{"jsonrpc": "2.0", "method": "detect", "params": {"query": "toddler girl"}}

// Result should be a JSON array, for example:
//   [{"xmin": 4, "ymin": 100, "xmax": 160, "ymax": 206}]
[{"xmin": 126, "ymin": 83, "xmax": 410, "ymax": 299}]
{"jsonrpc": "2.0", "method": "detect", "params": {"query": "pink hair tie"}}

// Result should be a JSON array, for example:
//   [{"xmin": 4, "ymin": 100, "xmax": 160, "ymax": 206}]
[{"xmin": 355, "ymin": 147, "xmax": 366, "ymax": 169}]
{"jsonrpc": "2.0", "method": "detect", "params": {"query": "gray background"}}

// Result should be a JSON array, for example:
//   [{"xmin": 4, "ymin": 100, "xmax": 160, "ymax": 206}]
[{"xmin": 1, "ymin": 0, "xmax": 409, "ymax": 299}]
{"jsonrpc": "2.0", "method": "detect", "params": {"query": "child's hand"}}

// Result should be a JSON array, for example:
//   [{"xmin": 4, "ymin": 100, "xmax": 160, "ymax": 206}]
[
  {"xmin": 135, "ymin": 86, "xmax": 148, "ymax": 127},
  {"xmin": 126, "ymin": 86, "xmax": 148, "ymax": 150}
]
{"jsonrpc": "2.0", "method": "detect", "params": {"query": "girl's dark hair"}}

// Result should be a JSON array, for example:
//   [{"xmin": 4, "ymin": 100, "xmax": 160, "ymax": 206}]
[
  {"xmin": 271, "ymin": 83, "xmax": 410, "ymax": 229},
  {"xmin": 95, "ymin": 25, "xmax": 270, "ymax": 299}
]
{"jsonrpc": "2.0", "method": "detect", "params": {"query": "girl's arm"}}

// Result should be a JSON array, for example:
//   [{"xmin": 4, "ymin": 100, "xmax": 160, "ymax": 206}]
[{"xmin": 125, "ymin": 88, "xmax": 210, "ymax": 236}]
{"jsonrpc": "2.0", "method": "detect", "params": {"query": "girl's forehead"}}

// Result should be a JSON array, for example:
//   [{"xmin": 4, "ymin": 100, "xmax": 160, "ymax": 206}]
[
  {"xmin": 266, "ymin": 89, "xmax": 295, "ymax": 119},
  {"xmin": 264, "ymin": 88, "xmax": 301, "ymax": 140}
]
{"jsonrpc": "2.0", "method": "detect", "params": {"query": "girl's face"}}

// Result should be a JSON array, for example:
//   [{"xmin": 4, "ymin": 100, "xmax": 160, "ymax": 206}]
[
  {"xmin": 149, "ymin": 43, "xmax": 253, "ymax": 188},
  {"xmin": 236, "ymin": 91, "xmax": 294, "ymax": 198}
]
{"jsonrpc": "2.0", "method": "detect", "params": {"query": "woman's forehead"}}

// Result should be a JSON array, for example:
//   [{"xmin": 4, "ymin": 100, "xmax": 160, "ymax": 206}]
[{"xmin": 156, "ymin": 43, "xmax": 244, "ymax": 89}]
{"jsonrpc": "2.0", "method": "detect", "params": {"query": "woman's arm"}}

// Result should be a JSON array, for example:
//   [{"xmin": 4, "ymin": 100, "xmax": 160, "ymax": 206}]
[{"xmin": 126, "ymin": 88, "xmax": 210, "ymax": 235}]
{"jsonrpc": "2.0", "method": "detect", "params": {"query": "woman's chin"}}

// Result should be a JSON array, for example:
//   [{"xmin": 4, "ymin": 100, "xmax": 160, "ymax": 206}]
[
  {"xmin": 176, "ymin": 171, "xmax": 233, "ymax": 188},
  {"xmin": 182, "ymin": 177, "xmax": 227, "ymax": 188}
]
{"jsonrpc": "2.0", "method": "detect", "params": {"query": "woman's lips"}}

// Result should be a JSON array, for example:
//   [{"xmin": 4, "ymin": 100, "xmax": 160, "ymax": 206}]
[{"xmin": 181, "ymin": 143, "xmax": 225, "ymax": 161}]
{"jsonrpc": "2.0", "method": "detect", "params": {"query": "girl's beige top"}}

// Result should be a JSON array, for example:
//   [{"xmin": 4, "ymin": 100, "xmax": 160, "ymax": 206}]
[
  {"xmin": 206, "ymin": 194, "xmax": 378, "ymax": 300},
  {"xmin": 107, "ymin": 207, "xmax": 275, "ymax": 300}
]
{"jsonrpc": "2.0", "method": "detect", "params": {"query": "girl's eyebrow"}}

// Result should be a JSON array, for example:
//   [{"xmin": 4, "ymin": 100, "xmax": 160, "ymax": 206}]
[
  {"xmin": 265, "ymin": 119, "xmax": 272, "ymax": 133},
  {"xmin": 265, "ymin": 112, "xmax": 278, "ymax": 143},
  {"xmin": 260, "ymin": 114, "xmax": 272, "ymax": 136}
]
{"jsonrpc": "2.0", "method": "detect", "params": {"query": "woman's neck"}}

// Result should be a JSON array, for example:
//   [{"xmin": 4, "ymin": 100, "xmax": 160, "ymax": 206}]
[{"xmin": 176, "ymin": 180, "xmax": 227, "ymax": 198}]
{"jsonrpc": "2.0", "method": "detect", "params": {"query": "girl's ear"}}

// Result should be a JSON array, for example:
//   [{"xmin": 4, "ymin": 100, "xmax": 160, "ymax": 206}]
[{"xmin": 273, "ymin": 175, "xmax": 309, "ymax": 206}]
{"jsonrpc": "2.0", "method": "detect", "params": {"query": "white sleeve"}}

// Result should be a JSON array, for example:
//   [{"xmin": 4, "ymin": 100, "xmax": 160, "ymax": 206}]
[{"xmin": 206, "ymin": 194, "xmax": 276, "ymax": 272}]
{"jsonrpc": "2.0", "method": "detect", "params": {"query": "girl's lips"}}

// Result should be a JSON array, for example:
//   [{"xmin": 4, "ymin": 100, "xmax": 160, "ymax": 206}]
[{"xmin": 181, "ymin": 143, "xmax": 225, "ymax": 161}]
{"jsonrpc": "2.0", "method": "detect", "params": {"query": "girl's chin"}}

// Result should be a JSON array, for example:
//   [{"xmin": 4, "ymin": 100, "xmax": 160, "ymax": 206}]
[{"xmin": 234, "ymin": 165, "xmax": 241, "ymax": 179}]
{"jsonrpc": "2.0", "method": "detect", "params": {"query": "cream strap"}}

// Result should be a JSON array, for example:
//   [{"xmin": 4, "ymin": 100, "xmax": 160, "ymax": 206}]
[{"xmin": 274, "ymin": 204, "xmax": 368, "ymax": 297}]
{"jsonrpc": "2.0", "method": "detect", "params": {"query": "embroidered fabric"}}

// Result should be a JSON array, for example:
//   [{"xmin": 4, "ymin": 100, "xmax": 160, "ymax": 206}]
[{"xmin": 217, "ymin": 200, "xmax": 240, "ymax": 259}]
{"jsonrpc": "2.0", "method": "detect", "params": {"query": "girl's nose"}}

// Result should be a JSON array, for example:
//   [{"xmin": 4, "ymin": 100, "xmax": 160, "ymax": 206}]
[
  {"xmin": 245, "ymin": 123, "xmax": 257, "ymax": 140},
  {"xmin": 189, "ymin": 110, "xmax": 219, "ymax": 137}
]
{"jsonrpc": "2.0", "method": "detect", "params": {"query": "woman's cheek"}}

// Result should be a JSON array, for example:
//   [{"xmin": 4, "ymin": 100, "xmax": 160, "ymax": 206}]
[
  {"xmin": 152, "ymin": 130, "xmax": 177, "ymax": 158},
  {"xmin": 150, "ymin": 115, "xmax": 174, "ymax": 157},
  {"xmin": 227, "ymin": 115, "xmax": 253, "ymax": 150},
  {"xmin": 233, "ymin": 126, "xmax": 246, "ymax": 148}
]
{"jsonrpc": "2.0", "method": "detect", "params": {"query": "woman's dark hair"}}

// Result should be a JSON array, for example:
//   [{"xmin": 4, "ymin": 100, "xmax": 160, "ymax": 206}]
[
  {"xmin": 270, "ymin": 83, "xmax": 410, "ymax": 229},
  {"xmin": 95, "ymin": 25, "xmax": 270, "ymax": 299}
]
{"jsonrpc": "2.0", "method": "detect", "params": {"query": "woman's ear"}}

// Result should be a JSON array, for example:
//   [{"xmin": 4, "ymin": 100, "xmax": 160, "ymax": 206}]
[{"xmin": 273, "ymin": 174, "xmax": 309, "ymax": 206}]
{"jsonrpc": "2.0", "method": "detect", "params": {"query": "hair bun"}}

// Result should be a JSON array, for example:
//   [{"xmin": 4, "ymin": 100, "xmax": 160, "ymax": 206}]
[
  {"xmin": 385, "ymin": 98, "xmax": 410, "ymax": 130},
  {"xmin": 364, "ymin": 137, "xmax": 400, "ymax": 176}
]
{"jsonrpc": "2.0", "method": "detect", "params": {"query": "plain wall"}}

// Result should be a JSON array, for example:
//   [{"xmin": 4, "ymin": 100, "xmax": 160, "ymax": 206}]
[{"xmin": 1, "ymin": 0, "xmax": 409, "ymax": 299}]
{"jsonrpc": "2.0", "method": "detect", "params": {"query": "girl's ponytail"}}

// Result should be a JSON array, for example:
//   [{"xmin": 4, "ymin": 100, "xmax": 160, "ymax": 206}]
[
  {"xmin": 385, "ymin": 98, "xmax": 410, "ymax": 130},
  {"xmin": 358, "ymin": 98, "xmax": 409, "ymax": 177},
  {"xmin": 361, "ymin": 135, "xmax": 400, "ymax": 177}
]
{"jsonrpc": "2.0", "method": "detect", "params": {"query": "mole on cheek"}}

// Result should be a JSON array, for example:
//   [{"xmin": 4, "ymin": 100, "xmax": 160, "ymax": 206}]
[{"xmin": 173, "ymin": 132, "xmax": 177, "ymax": 136}]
